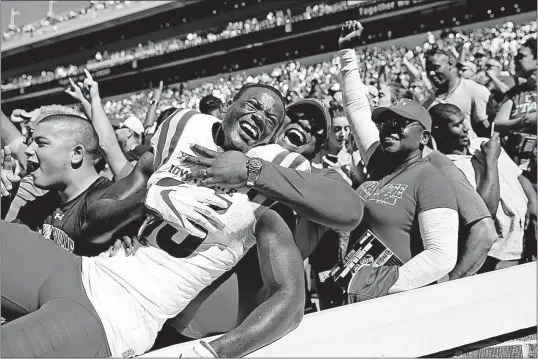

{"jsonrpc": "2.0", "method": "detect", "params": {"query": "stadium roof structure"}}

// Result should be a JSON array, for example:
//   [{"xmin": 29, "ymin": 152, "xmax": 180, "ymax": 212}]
[{"xmin": 1, "ymin": 0, "xmax": 194, "ymax": 55}]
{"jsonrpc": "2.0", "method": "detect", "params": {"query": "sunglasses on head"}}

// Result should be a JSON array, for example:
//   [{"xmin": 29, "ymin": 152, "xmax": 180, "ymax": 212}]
[{"xmin": 374, "ymin": 116, "xmax": 424, "ymax": 134}]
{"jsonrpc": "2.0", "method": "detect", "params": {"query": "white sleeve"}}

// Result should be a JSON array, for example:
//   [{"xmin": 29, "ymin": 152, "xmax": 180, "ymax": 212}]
[
  {"xmin": 389, "ymin": 208, "xmax": 459, "ymax": 293},
  {"xmin": 339, "ymin": 49, "xmax": 379, "ymax": 165}
]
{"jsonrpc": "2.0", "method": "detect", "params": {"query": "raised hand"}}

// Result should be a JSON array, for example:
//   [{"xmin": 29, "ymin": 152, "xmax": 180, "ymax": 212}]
[
  {"xmin": 82, "ymin": 68, "xmax": 100, "ymax": 100},
  {"xmin": 338, "ymin": 20, "xmax": 364, "ymax": 50},
  {"xmin": 65, "ymin": 77, "xmax": 88, "ymax": 103},
  {"xmin": 1, "ymin": 146, "xmax": 22, "ymax": 197},
  {"xmin": 480, "ymin": 132, "xmax": 501, "ymax": 164},
  {"xmin": 150, "ymin": 81, "xmax": 164, "ymax": 104}
]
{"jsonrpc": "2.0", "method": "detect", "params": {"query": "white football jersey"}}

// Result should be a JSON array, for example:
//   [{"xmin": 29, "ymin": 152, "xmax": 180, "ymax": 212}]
[{"xmin": 81, "ymin": 109, "xmax": 310, "ymax": 357}]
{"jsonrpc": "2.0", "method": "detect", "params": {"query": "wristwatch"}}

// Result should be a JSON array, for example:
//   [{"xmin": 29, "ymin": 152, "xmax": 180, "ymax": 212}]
[{"xmin": 246, "ymin": 157, "xmax": 264, "ymax": 187}]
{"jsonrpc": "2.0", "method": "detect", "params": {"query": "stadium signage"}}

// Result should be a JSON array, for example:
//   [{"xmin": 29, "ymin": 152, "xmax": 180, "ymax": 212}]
[{"xmin": 358, "ymin": 0, "xmax": 426, "ymax": 17}]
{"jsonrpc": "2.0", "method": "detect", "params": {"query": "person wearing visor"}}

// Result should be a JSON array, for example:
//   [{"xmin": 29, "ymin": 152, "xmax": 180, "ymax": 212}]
[{"xmin": 112, "ymin": 115, "xmax": 151, "ymax": 163}]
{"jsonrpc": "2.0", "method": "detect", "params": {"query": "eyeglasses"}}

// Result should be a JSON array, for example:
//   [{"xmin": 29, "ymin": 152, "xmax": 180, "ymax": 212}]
[{"xmin": 374, "ymin": 117, "xmax": 424, "ymax": 134}]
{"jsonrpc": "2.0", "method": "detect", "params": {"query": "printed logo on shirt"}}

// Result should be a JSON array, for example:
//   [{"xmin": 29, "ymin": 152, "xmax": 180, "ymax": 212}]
[
  {"xmin": 41, "ymin": 224, "xmax": 75, "ymax": 252},
  {"xmin": 357, "ymin": 181, "xmax": 408, "ymax": 206}
]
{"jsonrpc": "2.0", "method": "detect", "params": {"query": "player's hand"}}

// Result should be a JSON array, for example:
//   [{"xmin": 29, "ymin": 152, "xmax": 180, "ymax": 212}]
[
  {"xmin": 1, "ymin": 146, "xmax": 22, "ymax": 197},
  {"xmin": 185, "ymin": 144, "xmax": 249, "ymax": 188},
  {"xmin": 480, "ymin": 132, "xmax": 501, "ymax": 164},
  {"xmin": 150, "ymin": 81, "xmax": 164, "ymax": 104},
  {"xmin": 177, "ymin": 340, "xmax": 219, "ymax": 358},
  {"xmin": 338, "ymin": 20, "xmax": 364, "ymax": 50},
  {"xmin": 145, "ymin": 182, "xmax": 228, "ymax": 238},
  {"xmin": 82, "ymin": 68, "xmax": 100, "ymax": 100},
  {"xmin": 108, "ymin": 235, "xmax": 142, "ymax": 257},
  {"xmin": 65, "ymin": 77, "xmax": 89, "ymax": 103}
]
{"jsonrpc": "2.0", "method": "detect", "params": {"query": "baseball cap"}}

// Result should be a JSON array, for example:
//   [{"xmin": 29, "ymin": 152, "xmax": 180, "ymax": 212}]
[
  {"xmin": 112, "ymin": 115, "xmax": 144, "ymax": 135},
  {"xmin": 286, "ymin": 98, "xmax": 331, "ymax": 142},
  {"xmin": 199, "ymin": 95, "xmax": 223, "ymax": 115},
  {"xmin": 371, "ymin": 98, "xmax": 432, "ymax": 131}
]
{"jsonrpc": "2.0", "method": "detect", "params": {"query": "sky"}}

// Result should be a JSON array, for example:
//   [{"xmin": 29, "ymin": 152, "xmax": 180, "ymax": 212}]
[{"xmin": 1, "ymin": 1, "xmax": 90, "ymax": 33}]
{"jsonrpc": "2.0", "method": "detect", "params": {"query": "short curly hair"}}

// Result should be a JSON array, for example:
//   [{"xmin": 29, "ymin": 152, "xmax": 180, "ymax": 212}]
[
  {"xmin": 522, "ymin": 37, "xmax": 537, "ymax": 59},
  {"xmin": 232, "ymin": 83, "xmax": 286, "ymax": 107}
]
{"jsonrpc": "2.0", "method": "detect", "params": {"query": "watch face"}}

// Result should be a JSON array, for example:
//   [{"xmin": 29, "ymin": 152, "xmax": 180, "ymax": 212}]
[{"xmin": 249, "ymin": 158, "xmax": 263, "ymax": 169}]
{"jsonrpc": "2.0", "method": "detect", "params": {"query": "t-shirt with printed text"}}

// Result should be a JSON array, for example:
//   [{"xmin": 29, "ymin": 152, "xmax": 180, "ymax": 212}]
[{"xmin": 15, "ymin": 177, "xmax": 111, "ymax": 256}]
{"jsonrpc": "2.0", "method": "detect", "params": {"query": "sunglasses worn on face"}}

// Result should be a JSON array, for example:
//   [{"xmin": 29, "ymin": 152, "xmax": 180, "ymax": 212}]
[
  {"xmin": 288, "ymin": 111, "xmax": 325, "ymax": 136},
  {"xmin": 374, "ymin": 117, "xmax": 424, "ymax": 134}
]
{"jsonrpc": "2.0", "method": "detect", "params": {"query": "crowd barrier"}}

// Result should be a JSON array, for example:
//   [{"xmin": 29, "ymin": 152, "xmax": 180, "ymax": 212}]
[{"xmin": 141, "ymin": 262, "xmax": 536, "ymax": 357}]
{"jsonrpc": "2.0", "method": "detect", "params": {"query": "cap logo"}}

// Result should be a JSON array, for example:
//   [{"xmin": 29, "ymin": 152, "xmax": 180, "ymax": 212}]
[{"xmin": 392, "ymin": 99, "xmax": 409, "ymax": 107}]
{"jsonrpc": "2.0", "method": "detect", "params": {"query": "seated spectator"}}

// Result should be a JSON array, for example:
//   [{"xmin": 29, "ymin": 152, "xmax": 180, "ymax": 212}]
[{"xmin": 430, "ymin": 103, "xmax": 537, "ymax": 271}]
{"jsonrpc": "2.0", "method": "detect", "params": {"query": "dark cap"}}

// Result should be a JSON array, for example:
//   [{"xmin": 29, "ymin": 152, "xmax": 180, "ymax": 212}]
[
  {"xmin": 286, "ymin": 98, "xmax": 331, "ymax": 142},
  {"xmin": 199, "ymin": 95, "xmax": 223, "ymax": 115},
  {"xmin": 371, "ymin": 98, "xmax": 432, "ymax": 131}
]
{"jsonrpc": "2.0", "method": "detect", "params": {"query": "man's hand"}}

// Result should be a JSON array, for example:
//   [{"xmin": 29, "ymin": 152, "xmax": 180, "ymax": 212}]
[
  {"xmin": 82, "ymin": 68, "xmax": 100, "ymax": 100},
  {"xmin": 1, "ymin": 146, "xmax": 21, "ymax": 197},
  {"xmin": 65, "ymin": 77, "xmax": 89, "ymax": 103},
  {"xmin": 150, "ymin": 81, "xmax": 164, "ymax": 104},
  {"xmin": 338, "ymin": 20, "xmax": 364, "ymax": 50},
  {"xmin": 521, "ymin": 112, "xmax": 537, "ymax": 127},
  {"xmin": 480, "ymin": 132, "xmax": 502, "ymax": 164},
  {"xmin": 108, "ymin": 235, "xmax": 142, "ymax": 257},
  {"xmin": 185, "ymin": 144, "xmax": 249, "ymax": 188},
  {"xmin": 10, "ymin": 108, "xmax": 40, "ymax": 124}
]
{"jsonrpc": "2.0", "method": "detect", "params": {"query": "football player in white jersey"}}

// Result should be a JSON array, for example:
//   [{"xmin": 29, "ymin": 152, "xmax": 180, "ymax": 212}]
[{"xmin": 1, "ymin": 84, "xmax": 364, "ymax": 358}]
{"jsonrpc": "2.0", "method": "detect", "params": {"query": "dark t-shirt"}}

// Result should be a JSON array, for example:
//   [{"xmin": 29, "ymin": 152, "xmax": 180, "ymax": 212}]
[
  {"xmin": 355, "ymin": 145, "xmax": 457, "ymax": 262},
  {"xmin": 125, "ymin": 144, "xmax": 153, "ymax": 162},
  {"xmin": 503, "ymin": 80, "xmax": 537, "ymax": 182},
  {"xmin": 15, "ymin": 177, "xmax": 111, "ymax": 256}
]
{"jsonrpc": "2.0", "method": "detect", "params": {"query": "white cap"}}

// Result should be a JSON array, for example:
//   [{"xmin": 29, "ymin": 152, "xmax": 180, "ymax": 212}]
[{"xmin": 121, "ymin": 116, "xmax": 144, "ymax": 135}]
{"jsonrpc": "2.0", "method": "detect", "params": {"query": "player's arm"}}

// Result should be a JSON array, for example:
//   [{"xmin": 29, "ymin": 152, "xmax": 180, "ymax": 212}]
[
  {"xmin": 208, "ymin": 209, "xmax": 305, "ymax": 358},
  {"xmin": 82, "ymin": 151, "xmax": 155, "ymax": 242}
]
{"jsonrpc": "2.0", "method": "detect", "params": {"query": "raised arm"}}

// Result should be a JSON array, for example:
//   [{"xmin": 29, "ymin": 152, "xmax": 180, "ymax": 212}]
[
  {"xmin": 144, "ymin": 81, "xmax": 163, "ymax": 130},
  {"xmin": 208, "ymin": 208, "xmax": 305, "ymax": 357},
  {"xmin": 1, "ymin": 111, "xmax": 27, "ymax": 171},
  {"xmin": 473, "ymin": 134, "xmax": 501, "ymax": 215},
  {"xmin": 338, "ymin": 21, "xmax": 379, "ymax": 166},
  {"xmin": 79, "ymin": 69, "xmax": 131, "ymax": 178}
]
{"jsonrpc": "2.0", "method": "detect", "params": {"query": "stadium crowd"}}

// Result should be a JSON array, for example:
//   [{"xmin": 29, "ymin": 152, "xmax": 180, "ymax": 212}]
[
  {"xmin": 2, "ymin": 1, "xmax": 135, "ymax": 43},
  {"xmin": 1, "ymin": 0, "xmax": 359, "ymax": 91},
  {"xmin": 0, "ymin": 13, "xmax": 536, "ymax": 359}
]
